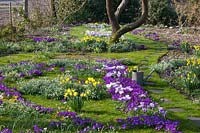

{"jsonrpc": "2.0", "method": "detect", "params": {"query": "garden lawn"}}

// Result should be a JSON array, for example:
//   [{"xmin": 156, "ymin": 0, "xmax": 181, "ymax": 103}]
[{"xmin": 0, "ymin": 26, "xmax": 199, "ymax": 133}]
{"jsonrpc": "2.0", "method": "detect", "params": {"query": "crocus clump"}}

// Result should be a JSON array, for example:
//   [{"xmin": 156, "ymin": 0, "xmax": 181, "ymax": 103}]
[
  {"xmin": 73, "ymin": 117, "xmax": 104, "ymax": 133},
  {"xmin": 33, "ymin": 125, "xmax": 43, "ymax": 133},
  {"xmin": 0, "ymin": 99, "xmax": 3, "ymax": 105},
  {"xmin": 145, "ymin": 33, "xmax": 160, "ymax": 41},
  {"xmin": 0, "ymin": 83, "xmax": 54, "ymax": 114},
  {"xmin": 132, "ymin": 29, "xmax": 145, "ymax": 35},
  {"xmin": 117, "ymin": 115, "xmax": 181, "ymax": 133},
  {"xmin": 28, "ymin": 69, "xmax": 43, "ymax": 76},
  {"xmin": 0, "ymin": 128, "xmax": 12, "ymax": 133},
  {"xmin": 57, "ymin": 111, "xmax": 77, "ymax": 118},
  {"xmin": 102, "ymin": 60, "xmax": 158, "ymax": 113},
  {"xmin": 33, "ymin": 37, "xmax": 56, "ymax": 42},
  {"xmin": 0, "ymin": 75, "xmax": 4, "ymax": 81}
]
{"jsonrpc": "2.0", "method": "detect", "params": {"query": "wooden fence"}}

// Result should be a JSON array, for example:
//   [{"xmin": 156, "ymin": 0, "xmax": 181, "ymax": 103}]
[
  {"xmin": 0, "ymin": 0, "xmax": 52, "ymax": 27},
  {"xmin": 0, "ymin": 0, "xmax": 23, "ymax": 26}
]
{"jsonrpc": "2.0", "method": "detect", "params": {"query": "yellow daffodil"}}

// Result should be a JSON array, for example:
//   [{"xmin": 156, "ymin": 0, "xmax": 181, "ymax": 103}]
[
  {"xmin": 67, "ymin": 88, "xmax": 71, "ymax": 93},
  {"xmin": 73, "ymin": 92, "xmax": 78, "ymax": 97},
  {"xmin": 85, "ymin": 80, "xmax": 89, "ymax": 84},
  {"xmin": 64, "ymin": 93, "xmax": 68, "ymax": 98},
  {"xmin": 187, "ymin": 59, "xmax": 190, "ymax": 66},
  {"xmin": 194, "ymin": 45, "xmax": 200, "ymax": 51},
  {"xmin": 80, "ymin": 93, "xmax": 87, "ymax": 97},
  {"xmin": 81, "ymin": 36, "xmax": 102, "ymax": 42},
  {"xmin": 133, "ymin": 66, "xmax": 138, "ymax": 70},
  {"xmin": 65, "ymin": 77, "xmax": 70, "ymax": 82},
  {"xmin": 60, "ymin": 116, "xmax": 65, "ymax": 121},
  {"xmin": 198, "ymin": 59, "xmax": 200, "ymax": 65},
  {"xmin": 93, "ymin": 82, "xmax": 97, "ymax": 86},
  {"xmin": 80, "ymin": 93, "xmax": 84, "ymax": 97}
]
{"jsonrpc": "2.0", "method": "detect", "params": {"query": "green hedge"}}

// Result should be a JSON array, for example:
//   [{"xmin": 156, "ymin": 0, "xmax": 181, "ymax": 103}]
[{"xmin": 65, "ymin": 0, "xmax": 178, "ymax": 26}]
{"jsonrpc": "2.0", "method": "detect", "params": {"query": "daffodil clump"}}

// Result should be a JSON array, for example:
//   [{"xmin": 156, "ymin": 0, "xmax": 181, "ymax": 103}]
[
  {"xmin": 84, "ymin": 77, "xmax": 107, "ymax": 100},
  {"xmin": 174, "ymin": 58, "xmax": 200, "ymax": 96},
  {"xmin": 194, "ymin": 45, "xmax": 200, "ymax": 51},
  {"xmin": 186, "ymin": 58, "xmax": 200, "ymax": 66},
  {"xmin": 85, "ymin": 77, "xmax": 100, "ymax": 87},
  {"xmin": 0, "ymin": 93, "xmax": 19, "ymax": 103},
  {"xmin": 193, "ymin": 45, "xmax": 200, "ymax": 57},
  {"xmin": 60, "ymin": 76, "xmax": 71, "ymax": 84},
  {"xmin": 186, "ymin": 58, "xmax": 200, "ymax": 78},
  {"xmin": 187, "ymin": 58, "xmax": 200, "ymax": 75},
  {"xmin": 81, "ymin": 36, "xmax": 102, "ymax": 42},
  {"xmin": 64, "ymin": 88, "xmax": 89, "ymax": 112},
  {"xmin": 180, "ymin": 72, "xmax": 199, "ymax": 95},
  {"xmin": 127, "ymin": 66, "xmax": 138, "ymax": 73},
  {"xmin": 64, "ymin": 88, "xmax": 89, "ymax": 98},
  {"xmin": 80, "ymin": 36, "xmax": 108, "ymax": 53}
]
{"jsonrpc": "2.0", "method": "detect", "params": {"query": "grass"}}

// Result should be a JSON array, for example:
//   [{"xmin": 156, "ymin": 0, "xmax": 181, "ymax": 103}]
[{"xmin": 0, "ymin": 25, "xmax": 200, "ymax": 132}]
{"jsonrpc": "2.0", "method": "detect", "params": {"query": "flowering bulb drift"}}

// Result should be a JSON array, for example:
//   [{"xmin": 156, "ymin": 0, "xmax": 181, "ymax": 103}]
[{"xmin": 102, "ymin": 60, "xmax": 159, "ymax": 113}]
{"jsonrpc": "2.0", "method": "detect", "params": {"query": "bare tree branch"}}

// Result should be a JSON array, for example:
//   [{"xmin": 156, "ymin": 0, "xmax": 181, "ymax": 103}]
[
  {"xmin": 114, "ymin": 0, "xmax": 129, "ymax": 20},
  {"xmin": 61, "ymin": 0, "xmax": 87, "ymax": 24},
  {"xmin": 110, "ymin": 0, "xmax": 148, "ymax": 43},
  {"xmin": 106, "ymin": 0, "xmax": 120, "ymax": 33}
]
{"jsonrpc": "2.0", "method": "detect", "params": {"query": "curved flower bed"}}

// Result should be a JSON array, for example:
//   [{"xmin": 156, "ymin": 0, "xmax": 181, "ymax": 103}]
[{"xmin": 0, "ymin": 60, "xmax": 181, "ymax": 133}]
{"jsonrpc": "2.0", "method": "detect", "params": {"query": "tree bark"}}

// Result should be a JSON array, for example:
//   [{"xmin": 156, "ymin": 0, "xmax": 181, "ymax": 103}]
[
  {"xmin": 51, "ymin": 0, "xmax": 57, "ymax": 19},
  {"xmin": 106, "ymin": 0, "xmax": 120, "ymax": 33},
  {"xmin": 110, "ymin": 0, "xmax": 148, "ymax": 43},
  {"xmin": 115, "ymin": 0, "xmax": 129, "ymax": 20},
  {"xmin": 24, "ymin": 0, "xmax": 28, "ymax": 18}
]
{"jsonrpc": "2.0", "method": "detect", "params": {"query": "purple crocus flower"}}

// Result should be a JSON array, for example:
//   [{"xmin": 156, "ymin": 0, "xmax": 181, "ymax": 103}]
[
  {"xmin": 0, "ymin": 128, "xmax": 12, "ymax": 133},
  {"xmin": 19, "ymin": 73, "xmax": 26, "ymax": 78},
  {"xmin": 0, "ymin": 75, "xmax": 4, "ymax": 81},
  {"xmin": 0, "ymin": 99, "xmax": 3, "ymax": 105},
  {"xmin": 75, "ymin": 64, "xmax": 87, "ymax": 70},
  {"xmin": 145, "ymin": 33, "xmax": 160, "ymax": 41},
  {"xmin": 132, "ymin": 29, "xmax": 145, "ymax": 35},
  {"xmin": 35, "ymin": 63, "xmax": 46, "ymax": 69},
  {"xmin": 57, "ymin": 111, "xmax": 77, "ymax": 118},
  {"xmin": 28, "ymin": 70, "xmax": 43, "ymax": 76},
  {"xmin": 116, "ymin": 115, "xmax": 181, "ymax": 133},
  {"xmin": 33, "ymin": 37, "xmax": 56, "ymax": 42},
  {"xmin": 60, "ymin": 67, "xmax": 65, "ymax": 72},
  {"xmin": 33, "ymin": 125, "xmax": 43, "ymax": 133},
  {"xmin": 49, "ymin": 120, "xmax": 63, "ymax": 127}
]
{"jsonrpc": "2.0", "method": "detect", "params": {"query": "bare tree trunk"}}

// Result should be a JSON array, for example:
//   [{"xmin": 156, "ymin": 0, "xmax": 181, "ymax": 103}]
[
  {"xmin": 51, "ymin": 0, "xmax": 57, "ymax": 19},
  {"xmin": 24, "ymin": 0, "xmax": 28, "ymax": 18},
  {"xmin": 115, "ymin": 0, "xmax": 129, "ymax": 20},
  {"xmin": 106, "ymin": 0, "xmax": 120, "ymax": 33},
  {"xmin": 108, "ymin": 0, "xmax": 148, "ymax": 43}
]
